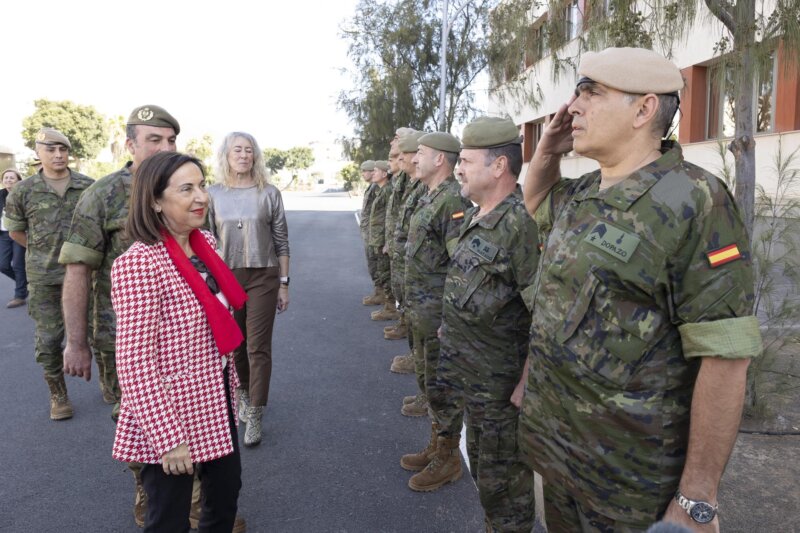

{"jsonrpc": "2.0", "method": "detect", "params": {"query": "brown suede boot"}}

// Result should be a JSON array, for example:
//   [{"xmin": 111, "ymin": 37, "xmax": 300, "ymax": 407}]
[
  {"xmin": 362, "ymin": 285, "xmax": 384, "ymax": 306},
  {"xmin": 384, "ymin": 322, "xmax": 408, "ymax": 340},
  {"xmin": 45, "ymin": 375, "xmax": 73, "ymax": 420},
  {"xmin": 371, "ymin": 300, "xmax": 400, "ymax": 321},
  {"xmin": 400, "ymin": 423, "xmax": 439, "ymax": 471},
  {"xmin": 408, "ymin": 437, "xmax": 463, "ymax": 492},
  {"xmin": 402, "ymin": 393, "xmax": 418, "ymax": 405},
  {"xmin": 401, "ymin": 393, "xmax": 428, "ymax": 417},
  {"xmin": 390, "ymin": 354, "xmax": 415, "ymax": 374}
]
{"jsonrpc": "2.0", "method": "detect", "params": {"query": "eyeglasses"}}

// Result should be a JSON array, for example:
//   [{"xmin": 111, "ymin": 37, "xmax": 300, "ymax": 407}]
[{"xmin": 189, "ymin": 256, "xmax": 220, "ymax": 295}]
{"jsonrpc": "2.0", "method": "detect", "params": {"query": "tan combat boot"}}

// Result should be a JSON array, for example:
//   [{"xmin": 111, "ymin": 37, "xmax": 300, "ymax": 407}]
[
  {"xmin": 390, "ymin": 353, "xmax": 415, "ymax": 374},
  {"xmin": 384, "ymin": 322, "xmax": 408, "ymax": 340},
  {"xmin": 400, "ymin": 423, "xmax": 439, "ymax": 471},
  {"xmin": 402, "ymin": 393, "xmax": 418, "ymax": 405},
  {"xmin": 408, "ymin": 437, "xmax": 463, "ymax": 492},
  {"xmin": 401, "ymin": 392, "xmax": 428, "ymax": 417},
  {"xmin": 371, "ymin": 300, "xmax": 401, "ymax": 321},
  {"xmin": 362, "ymin": 285, "xmax": 384, "ymax": 306},
  {"xmin": 45, "ymin": 375, "xmax": 74, "ymax": 420}
]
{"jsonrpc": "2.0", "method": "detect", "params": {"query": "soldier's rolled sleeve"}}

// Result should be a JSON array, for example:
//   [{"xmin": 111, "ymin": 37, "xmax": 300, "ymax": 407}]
[
  {"xmin": 2, "ymin": 188, "xmax": 27, "ymax": 232},
  {"xmin": 670, "ymin": 198, "xmax": 762, "ymax": 360},
  {"xmin": 59, "ymin": 241, "xmax": 105, "ymax": 269}
]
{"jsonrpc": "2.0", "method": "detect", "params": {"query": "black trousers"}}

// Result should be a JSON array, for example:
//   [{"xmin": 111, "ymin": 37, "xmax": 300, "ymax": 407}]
[{"xmin": 141, "ymin": 367, "xmax": 242, "ymax": 533}]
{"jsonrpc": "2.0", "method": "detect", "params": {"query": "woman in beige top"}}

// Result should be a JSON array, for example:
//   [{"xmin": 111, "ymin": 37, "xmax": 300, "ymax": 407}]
[{"xmin": 208, "ymin": 132, "xmax": 290, "ymax": 447}]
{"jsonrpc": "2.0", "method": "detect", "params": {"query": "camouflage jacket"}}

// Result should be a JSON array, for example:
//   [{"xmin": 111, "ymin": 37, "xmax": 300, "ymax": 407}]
[
  {"xmin": 440, "ymin": 188, "xmax": 539, "ymax": 398},
  {"xmin": 58, "ymin": 163, "xmax": 134, "ymax": 349},
  {"xmin": 3, "ymin": 169, "xmax": 93, "ymax": 285},
  {"xmin": 518, "ymin": 142, "xmax": 762, "ymax": 525},
  {"xmin": 360, "ymin": 183, "xmax": 378, "ymax": 237},
  {"xmin": 384, "ymin": 171, "xmax": 408, "ymax": 244},
  {"xmin": 391, "ymin": 178, "xmax": 426, "ymax": 262},
  {"xmin": 404, "ymin": 176, "xmax": 472, "ymax": 335},
  {"xmin": 368, "ymin": 182, "xmax": 391, "ymax": 248}
]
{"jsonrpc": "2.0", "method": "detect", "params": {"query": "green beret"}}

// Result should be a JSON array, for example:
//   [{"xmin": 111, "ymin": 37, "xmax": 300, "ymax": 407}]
[
  {"xmin": 461, "ymin": 116, "xmax": 522, "ymax": 149},
  {"xmin": 398, "ymin": 131, "xmax": 424, "ymax": 153},
  {"xmin": 35, "ymin": 128, "xmax": 71, "ymax": 149},
  {"xmin": 578, "ymin": 47, "xmax": 684, "ymax": 94},
  {"xmin": 360, "ymin": 160, "xmax": 375, "ymax": 171},
  {"xmin": 418, "ymin": 132, "xmax": 460, "ymax": 154},
  {"xmin": 127, "ymin": 105, "xmax": 181, "ymax": 135},
  {"xmin": 374, "ymin": 160, "xmax": 389, "ymax": 171}
]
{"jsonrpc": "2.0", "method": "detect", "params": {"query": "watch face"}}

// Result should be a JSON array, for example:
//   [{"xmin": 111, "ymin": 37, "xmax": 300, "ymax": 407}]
[{"xmin": 690, "ymin": 502, "xmax": 716, "ymax": 524}]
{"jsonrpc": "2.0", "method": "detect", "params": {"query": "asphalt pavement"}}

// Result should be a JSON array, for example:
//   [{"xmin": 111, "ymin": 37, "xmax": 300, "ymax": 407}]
[{"xmin": 0, "ymin": 202, "xmax": 485, "ymax": 532}]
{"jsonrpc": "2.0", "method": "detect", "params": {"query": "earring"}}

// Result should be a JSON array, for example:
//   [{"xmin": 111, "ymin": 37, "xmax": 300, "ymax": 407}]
[{"xmin": 154, "ymin": 206, "xmax": 162, "ymax": 213}]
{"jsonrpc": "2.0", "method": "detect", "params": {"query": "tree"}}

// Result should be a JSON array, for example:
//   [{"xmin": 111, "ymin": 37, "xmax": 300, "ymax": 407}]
[
  {"xmin": 488, "ymin": 0, "xmax": 799, "ymax": 236},
  {"xmin": 22, "ymin": 99, "xmax": 109, "ymax": 165},
  {"xmin": 185, "ymin": 134, "xmax": 216, "ymax": 179},
  {"xmin": 339, "ymin": 162, "xmax": 362, "ymax": 191},
  {"xmin": 284, "ymin": 146, "xmax": 315, "ymax": 178},
  {"xmin": 339, "ymin": 0, "xmax": 493, "ymax": 161},
  {"xmin": 263, "ymin": 147, "xmax": 288, "ymax": 174}
]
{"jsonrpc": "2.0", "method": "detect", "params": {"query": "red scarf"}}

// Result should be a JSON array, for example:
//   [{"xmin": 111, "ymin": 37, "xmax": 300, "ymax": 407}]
[{"xmin": 161, "ymin": 228, "xmax": 247, "ymax": 355}]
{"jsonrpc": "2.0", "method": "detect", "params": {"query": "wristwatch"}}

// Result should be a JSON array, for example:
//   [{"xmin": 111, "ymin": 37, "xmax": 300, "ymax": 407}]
[
  {"xmin": 280, "ymin": 276, "xmax": 290, "ymax": 286},
  {"xmin": 675, "ymin": 490, "xmax": 718, "ymax": 524}
]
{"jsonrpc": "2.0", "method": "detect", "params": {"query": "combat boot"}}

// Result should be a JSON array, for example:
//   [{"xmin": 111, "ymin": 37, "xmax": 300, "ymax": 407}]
[
  {"xmin": 45, "ymin": 375, "xmax": 73, "ymax": 420},
  {"xmin": 401, "ymin": 423, "xmax": 439, "ymax": 471},
  {"xmin": 244, "ymin": 406, "xmax": 264, "ymax": 447},
  {"xmin": 402, "ymin": 393, "xmax": 418, "ymax": 405},
  {"xmin": 408, "ymin": 437, "xmax": 463, "ymax": 492},
  {"xmin": 362, "ymin": 285, "xmax": 384, "ymax": 306},
  {"xmin": 390, "ymin": 353, "xmax": 415, "ymax": 374},
  {"xmin": 237, "ymin": 387, "xmax": 250, "ymax": 423},
  {"xmin": 371, "ymin": 301, "xmax": 400, "ymax": 321},
  {"xmin": 401, "ymin": 393, "xmax": 428, "ymax": 417},
  {"xmin": 384, "ymin": 322, "xmax": 408, "ymax": 340}
]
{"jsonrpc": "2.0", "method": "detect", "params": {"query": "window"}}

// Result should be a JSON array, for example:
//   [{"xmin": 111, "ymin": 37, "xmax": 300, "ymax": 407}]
[
  {"xmin": 707, "ymin": 53, "xmax": 776, "ymax": 139},
  {"xmin": 524, "ymin": 120, "xmax": 545, "ymax": 162},
  {"xmin": 564, "ymin": 0, "xmax": 582, "ymax": 41},
  {"xmin": 526, "ymin": 23, "xmax": 549, "ymax": 66}
]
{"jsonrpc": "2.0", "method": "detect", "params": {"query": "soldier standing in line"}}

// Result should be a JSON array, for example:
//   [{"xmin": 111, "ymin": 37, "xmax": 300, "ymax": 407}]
[
  {"xmin": 400, "ymin": 132, "xmax": 472, "ymax": 492},
  {"xmin": 60, "ymin": 106, "xmax": 246, "ymax": 532},
  {"xmin": 3, "ymin": 128, "xmax": 93, "ymax": 421},
  {"xmin": 382, "ymin": 127, "xmax": 415, "ymax": 339},
  {"xmin": 367, "ymin": 160, "xmax": 398, "ymax": 321},
  {"xmin": 360, "ymin": 160, "xmax": 383, "ymax": 306},
  {"xmin": 518, "ymin": 47, "xmax": 761, "ymax": 531},
  {"xmin": 437, "ymin": 117, "xmax": 538, "ymax": 532}
]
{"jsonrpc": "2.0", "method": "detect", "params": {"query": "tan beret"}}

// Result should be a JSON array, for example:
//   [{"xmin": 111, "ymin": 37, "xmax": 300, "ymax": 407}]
[
  {"xmin": 398, "ymin": 131, "xmax": 424, "ymax": 153},
  {"xmin": 374, "ymin": 160, "xmax": 389, "ymax": 171},
  {"xmin": 360, "ymin": 160, "xmax": 375, "ymax": 171},
  {"xmin": 395, "ymin": 127, "xmax": 415, "ymax": 138},
  {"xmin": 127, "ymin": 105, "xmax": 181, "ymax": 135},
  {"xmin": 35, "ymin": 128, "xmax": 71, "ymax": 149},
  {"xmin": 461, "ymin": 116, "xmax": 522, "ymax": 149},
  {"xmin": 418, "ymin": 132, "xmax": 460, "ymax": 154},
  {"xmin": 578, "ymin": 47, "xmax": 684, "ymax": 94}
]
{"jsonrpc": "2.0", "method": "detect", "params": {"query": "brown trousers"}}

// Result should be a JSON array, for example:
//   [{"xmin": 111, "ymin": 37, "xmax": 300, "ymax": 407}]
[{"xmin": 232, "ymin": 267, "xmax": 280, "ymax": 407}]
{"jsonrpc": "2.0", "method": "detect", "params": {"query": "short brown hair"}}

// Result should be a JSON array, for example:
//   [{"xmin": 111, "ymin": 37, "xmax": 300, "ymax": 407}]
[{"xmin": 127, "ymin": 152, "xmax": 205, "ymax": 245}]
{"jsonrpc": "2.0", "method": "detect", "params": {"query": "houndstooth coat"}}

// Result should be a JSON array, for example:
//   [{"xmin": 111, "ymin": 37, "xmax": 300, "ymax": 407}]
[{"xmin": 110, "ymin": 232, "xmax": 239, "ymax": 464}]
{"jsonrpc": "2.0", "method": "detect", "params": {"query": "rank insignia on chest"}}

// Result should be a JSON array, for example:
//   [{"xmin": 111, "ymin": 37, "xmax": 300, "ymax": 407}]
[
  {"xmin": 584, "ymin": 221, "xmax": 640, "ymax": 263},
  {"xmin": 468, "ymin": 236, "xmax": 499, "ymax": 262},
  {"xmin": 706, "ymin": 244, "xmax": 742, "ymax": 268},
  {"xmin": 451, "ymin": 211, "xmax": 464, "ymax": 220}
]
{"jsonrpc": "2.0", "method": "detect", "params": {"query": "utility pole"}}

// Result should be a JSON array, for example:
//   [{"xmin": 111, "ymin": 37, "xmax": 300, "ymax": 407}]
[{"xmin": 437, "ymin": 0, "xmax": 470, "ymax": 131}]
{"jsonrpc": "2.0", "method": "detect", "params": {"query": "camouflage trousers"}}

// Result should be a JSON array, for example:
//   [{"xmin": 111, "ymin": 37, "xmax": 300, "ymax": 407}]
[
  {"xmin": 389, "ymin": 250, "xmax": 406, "ymax": 308},
  {"xmin": 410, "ymin": 324, "xmax": 463, "ymax": 430},
  {"xmin": 28, "ymin": 283, "xmax": 66, "ymax": 378},
  {"xmin": 364, "ymin": 243, "xmax": 378, "ymax": 283},
  {"xmin": 543, "ymin": 481, "xmax": 649, "ymax": 533},
  {"xmin": 372, "ymin": 246, "xmax": 391, "ymax": 293}
]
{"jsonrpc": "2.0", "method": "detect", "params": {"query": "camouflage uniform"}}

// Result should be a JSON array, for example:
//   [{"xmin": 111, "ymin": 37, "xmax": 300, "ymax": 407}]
[
  {"xmin": 385, "ymin": 171, "xmax": 408, "ymax": 297},
  {"xmin": 437, "ymin": 188, "xmax": 538, "ymax": 532},
  {"xmin": 368, "ymin": 182, "xmax": 392, "ymax": 293},
  {"xmin": 404, "ymin": 176, "xmax": 472, "ymax": 418},
  {"xmin": 360, "ymin": 182, "xmax": 379, "ymax": 282},
  {"xmin": 518, "ymin": 142, "xmax": 763, "ymax": 529},
  {"xmin": 58, "ymin": 163, "xmax": 135, "ymax": 399},
  {"xmin": 3, "ymin": 169, "xmax": 94, "ymax": 377}
]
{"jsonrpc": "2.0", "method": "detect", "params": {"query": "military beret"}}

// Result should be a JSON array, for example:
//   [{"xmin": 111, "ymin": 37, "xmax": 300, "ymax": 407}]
[
  {"xmin": 461, "ymin": 116, "xmax": 522, "ymax": 149},
  {"xmin": 127, "ymin": 105, "xmax": 181, "ymax": 135},
  {"xmin": 374, "ymin": 160, "xmax": 390, "ymax": 171},
  {"xmin": 418, "ymin": 132, "xmax": 460, "ymax": 154},
  {"xmin": 360, "ymin": 160, "xmax": 375, "ymax": 171},
  {"xmin": 578, "ymin": 47, "xmax": 684, "ymax": 94},
  {"xmin": 398, "ymin": 131, "xmax": 424, "ymax": 153},
  {"xmin": 395, "ymin": 127, "xmax": 415, "ymax": 138},
  {"xmin": 34, "ymin": 128, "xmax": 71, "ymax": 149}
]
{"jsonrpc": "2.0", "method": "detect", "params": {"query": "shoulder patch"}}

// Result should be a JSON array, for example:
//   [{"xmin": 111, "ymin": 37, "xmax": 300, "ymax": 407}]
[{"xmin": 706, "ymin": 244, "xmax": 741, "ymax": 268}]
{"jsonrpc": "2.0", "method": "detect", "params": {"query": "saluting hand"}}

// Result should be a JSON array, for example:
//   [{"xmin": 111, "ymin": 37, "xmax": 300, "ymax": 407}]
[
  {"xmin": 537, "ymin": 95, "xmax": 577, "ymax": 157},
  {"xmin": 162, "ymin": 443, "xmax": 194, "ymax": 476}
]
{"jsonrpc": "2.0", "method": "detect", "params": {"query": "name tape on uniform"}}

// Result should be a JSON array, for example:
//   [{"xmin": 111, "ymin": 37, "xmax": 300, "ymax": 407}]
[{"xmin": 584, "ymin": 222, "xmax": 640, "ymax": 263}]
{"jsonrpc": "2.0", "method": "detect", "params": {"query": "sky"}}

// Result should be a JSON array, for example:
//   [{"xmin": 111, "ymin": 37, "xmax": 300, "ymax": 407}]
[{"xmin": 0, "ymin": 0, "xmax": 361, "ymax": 158}]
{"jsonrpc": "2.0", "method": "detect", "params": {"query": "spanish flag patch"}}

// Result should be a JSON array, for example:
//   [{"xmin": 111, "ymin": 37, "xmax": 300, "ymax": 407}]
[
  {"xmin": 706, "ymin": 244, "xmax": 742, "ymax": 268},
  {"xmin": 451, "ymin": 211, "xmax": 464, "ymax": 220}
]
